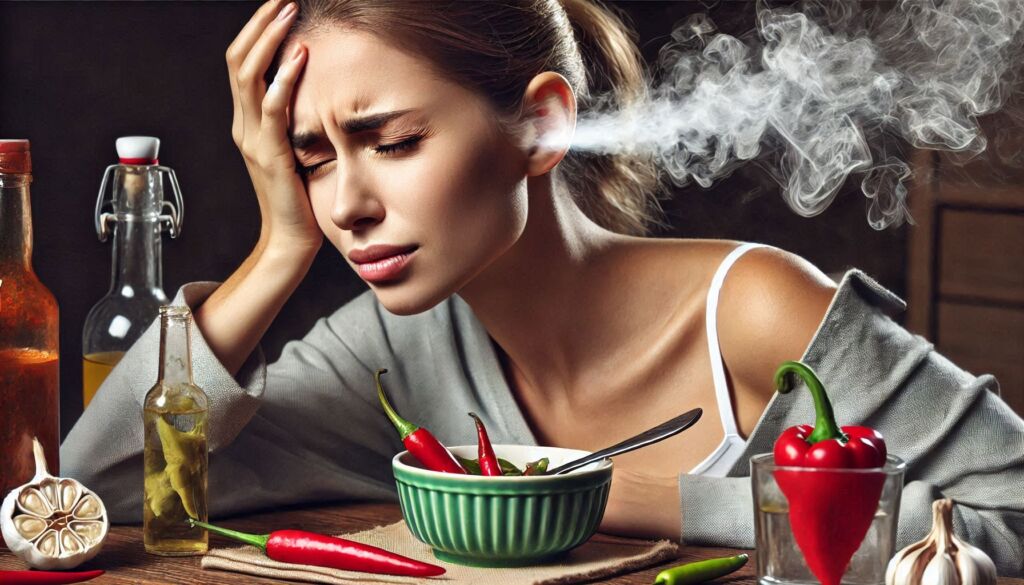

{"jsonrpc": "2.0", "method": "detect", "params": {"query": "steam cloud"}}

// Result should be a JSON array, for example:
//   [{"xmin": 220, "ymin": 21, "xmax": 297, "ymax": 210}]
[{"xmin": 559, "ymin": 0, "xmax": 1024, "ymax": 229}]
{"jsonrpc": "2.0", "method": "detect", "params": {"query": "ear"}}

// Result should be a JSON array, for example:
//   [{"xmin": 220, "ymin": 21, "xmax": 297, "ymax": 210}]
[{"xmin": 521, "ymin": 72, "xmax": 577, "ymax": 177}]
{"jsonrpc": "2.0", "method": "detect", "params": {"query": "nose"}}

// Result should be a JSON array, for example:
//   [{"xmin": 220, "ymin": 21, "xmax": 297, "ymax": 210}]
[{"xmin": 330, "ymin": 164, "xmax": 384, "ymax": 231}]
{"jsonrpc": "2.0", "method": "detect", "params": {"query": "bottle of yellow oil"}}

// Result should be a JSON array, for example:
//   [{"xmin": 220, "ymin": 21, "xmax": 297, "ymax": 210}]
[
  {"xmin": 83, "ymin": 136, "xmax": 184, "ymax": 408},
  {"xmin": 143, "ymin": 305, "xmax": 208, "ymax": 556}
]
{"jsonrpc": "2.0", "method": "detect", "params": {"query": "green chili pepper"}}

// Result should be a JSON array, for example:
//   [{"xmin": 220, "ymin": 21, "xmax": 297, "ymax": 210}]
[
  {"xmin": 498, "ymin": 458, "xmax": 523, "ymax": 476},
  {"xmin": 653, "ymin": 554, "xmax": 748, "ymax": 585},
  {"xmin": 524, "ymin": 457, "xmax": 549, "ymax": 475},
  {"xmin": 455, "ymin": 455, "xmax": 482, "ymax": 475},
  {"xmin": 456, "ymin": 455, "xmax": 543, "ymax": 476}
]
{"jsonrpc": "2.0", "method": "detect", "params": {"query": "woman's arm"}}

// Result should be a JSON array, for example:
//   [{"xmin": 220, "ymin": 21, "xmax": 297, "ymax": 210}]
[
  {"xmin": 194, "ymin": 239, "xmax": 317, "ymax": 377},
  {"xmin": 197, "ymin": 0, "xmax": 325, "ymax": 376}
]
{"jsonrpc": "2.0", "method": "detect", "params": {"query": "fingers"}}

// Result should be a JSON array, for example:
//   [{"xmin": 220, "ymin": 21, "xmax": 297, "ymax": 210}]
[
  {"xmin": 225, "ymin": 0, "xmax": 293, "ymax": 147},
  {"xmin": 260, "ymin": 44, "xmax": 308, "ymax": 168},
  {"xmin": 237, "ymin": 2, "xmax": 299, "ymax": 149}
]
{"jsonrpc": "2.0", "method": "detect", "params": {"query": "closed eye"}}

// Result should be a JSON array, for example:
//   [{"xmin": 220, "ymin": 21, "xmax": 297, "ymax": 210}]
[
  {"xmin": 373, "ymin": 135, "xmax": 423, "ymax": 156},
  {"xmin": 296, "ymin": 159, "xmax": 334, "ymax": 179},
  {"xmin": 297, "ymin": 135, "xmax": 425, "ymax": 180}
]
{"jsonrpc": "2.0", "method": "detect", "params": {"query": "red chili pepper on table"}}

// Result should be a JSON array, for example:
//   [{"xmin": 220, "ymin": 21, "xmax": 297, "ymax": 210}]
[
  {"xmin": 772, "ymin": 360, "xmax": 888, "ymax": 585},
  {"xmin": 0, "ymin": 570, "xmax": 105, "ymax": 585},
  {"xmin": 375, "ymin": 369, "xmax": 467, "ymax": 474},
  {"xmin": 187, "ymin": 519, "xmax": 445, "ymax": 577},
  {"xmin": 468, "ymin": 412, "xmax": 503, "ymax": 476}
]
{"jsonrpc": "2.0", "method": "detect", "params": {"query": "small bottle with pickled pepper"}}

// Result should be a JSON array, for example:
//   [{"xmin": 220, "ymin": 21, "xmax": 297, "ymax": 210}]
[
  {"xmin": 0, "ymin": 139, "xmax": 60, "ymax": 501},
  {"xmin": 143, "ymin": 305, "xmax": 209, "ymax": 556}
]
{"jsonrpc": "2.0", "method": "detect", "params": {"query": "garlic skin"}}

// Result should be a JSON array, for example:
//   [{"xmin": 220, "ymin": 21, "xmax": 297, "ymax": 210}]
[
  {"xmin": 1, "ymin": 438, "xmax": 109, "ymax": 570},
  {"xmin": 886, "ymin": 499, "xmax": 997, "ymax": 585}
]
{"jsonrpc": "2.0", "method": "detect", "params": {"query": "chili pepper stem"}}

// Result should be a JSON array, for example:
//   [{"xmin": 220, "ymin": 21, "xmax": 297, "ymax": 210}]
[
  {"xmin": 375, "ymin": 369, "xmax": 418, "ymax": 440},
  {"xmin": 187, "ymin": 517, "xmax": 270, "ymax": 550},
  {"xmin": 774, "ymin": 361, "xmax": 845, "ymax": 443}
]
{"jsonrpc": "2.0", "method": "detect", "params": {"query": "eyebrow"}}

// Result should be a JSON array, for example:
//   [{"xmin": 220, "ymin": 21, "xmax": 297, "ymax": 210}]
[{"xmin": 290, "ymin": 109, "xmax": 417, "ymax": 151}]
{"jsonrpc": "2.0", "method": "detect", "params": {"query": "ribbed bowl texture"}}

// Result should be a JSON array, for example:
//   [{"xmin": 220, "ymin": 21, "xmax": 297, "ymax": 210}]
[{"xmin": 393, "ymin": 444, "xmax": 613, "ymax": 567}]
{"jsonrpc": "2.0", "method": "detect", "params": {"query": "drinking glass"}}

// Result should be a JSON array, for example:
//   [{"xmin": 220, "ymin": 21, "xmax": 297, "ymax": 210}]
[{"xmin": 751, "ymin": 453, "xmax": 906, "ymax": 585}]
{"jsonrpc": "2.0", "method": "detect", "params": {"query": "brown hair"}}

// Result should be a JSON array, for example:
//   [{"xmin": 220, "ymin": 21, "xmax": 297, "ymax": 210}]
[{"xmin": 288, "ymin": 0, "xmax": 664, "ymax": 235}]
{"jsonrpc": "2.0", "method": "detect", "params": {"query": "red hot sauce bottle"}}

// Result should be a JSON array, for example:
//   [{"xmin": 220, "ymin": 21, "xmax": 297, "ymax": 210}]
[{"xmin": 0, "ymin": 139, "xmax": 60, "ymax": 499}]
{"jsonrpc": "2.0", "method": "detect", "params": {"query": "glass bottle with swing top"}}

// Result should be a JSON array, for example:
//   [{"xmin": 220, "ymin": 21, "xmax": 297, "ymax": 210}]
[{"xmin": 82, "ymin": 136, "xmax": 184, "ymax": 408}]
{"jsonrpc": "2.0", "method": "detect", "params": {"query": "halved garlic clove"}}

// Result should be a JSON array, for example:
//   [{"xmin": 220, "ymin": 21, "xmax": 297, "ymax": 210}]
[
  {"xmin": 13, "ymin": 515, "xmax": 47, "ymax": 541},
  {"xmin": 17, "ymin": 486, "xmax": 54, "ymax": 518},
  {"xmin": 59, "ymin": 528, "xmax": 86, "ymax": 555},
  {"xmin": 72, "ymin": 494, "xmax": 104, "ymax": 520},
  {"xmin": 57, "ymin": 479, "xmax": 82, "ymax": 515},
  {"xmin": 1, "ymin": 438, "xmax": 109, "ymax": 570},
  {"xmin": 69, "ymin": 520, "xmax": 105, "ymax": 546},
  {"xmin": 35, "ymin": 529, "xmax": 60, "ymax": 557},
  {"xmin": 38, "ymin": 479, "xmax": 61, "ymax": 513}
]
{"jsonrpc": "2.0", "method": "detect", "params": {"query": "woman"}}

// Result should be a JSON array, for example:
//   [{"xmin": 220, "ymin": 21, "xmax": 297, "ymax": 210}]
[{"xmin": 62, "ymin": 0, "xmax": 1024, "ymax": 571}]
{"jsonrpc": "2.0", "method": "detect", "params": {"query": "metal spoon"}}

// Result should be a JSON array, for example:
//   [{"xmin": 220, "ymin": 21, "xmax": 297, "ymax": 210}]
[{"xmin": 544, "ymin": 407, "xmax": 703, "ymax": 475}]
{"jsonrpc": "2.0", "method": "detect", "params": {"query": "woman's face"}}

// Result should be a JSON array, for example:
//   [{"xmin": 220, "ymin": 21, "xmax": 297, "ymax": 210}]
[{"xmin": 288, "ymin": 28, "xmax": 531, "ymax": 315}]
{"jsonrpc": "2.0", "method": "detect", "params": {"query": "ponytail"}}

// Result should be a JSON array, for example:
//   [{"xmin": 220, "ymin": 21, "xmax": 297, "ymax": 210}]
[{"xmin": 558, "ymin": 0, "xmax": 665, "ymax": 235}]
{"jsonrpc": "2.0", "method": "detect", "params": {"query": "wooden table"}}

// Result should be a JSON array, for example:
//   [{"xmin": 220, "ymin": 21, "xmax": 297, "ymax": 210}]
[{"xmin": 2, "ymin": 502, "xmax": 1022, "ymax": 584}]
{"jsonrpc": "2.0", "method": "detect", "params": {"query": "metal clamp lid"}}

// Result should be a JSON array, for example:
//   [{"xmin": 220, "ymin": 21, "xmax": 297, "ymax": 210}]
[{"xmin": 94, "ymin": 165, "xmax": 185, "ymax": 242}]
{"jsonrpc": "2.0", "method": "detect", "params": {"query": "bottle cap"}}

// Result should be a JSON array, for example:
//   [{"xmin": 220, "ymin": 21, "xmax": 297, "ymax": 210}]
[
  {"xmin": 0, "ymin": 139, "xmax": 31, "ymax": 174},
  {"xmin": 116, "ymin": 136, "xmax": 160, "ymax": 165}
]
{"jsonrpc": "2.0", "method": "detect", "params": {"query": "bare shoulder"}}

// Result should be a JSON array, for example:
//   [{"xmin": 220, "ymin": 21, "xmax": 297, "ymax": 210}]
[{"xmin": 716, "ymin": 246, "xmax": 838, "ymax": 404}]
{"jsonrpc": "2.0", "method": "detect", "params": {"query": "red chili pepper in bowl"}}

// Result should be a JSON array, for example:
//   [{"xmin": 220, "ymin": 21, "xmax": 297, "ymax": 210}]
[
  {"xmin": 772, "ymin": 360, "xmax": 888, "ymax": 585},
  {"xmin": 468, "ymin": 412, "xmax": 502, "ymax": 476},
  {"xmin": 376, "ymin": 369, "xmax": 466, "ymax": 474},
  {"xmin": 187, "ymin": 518, "xmax": 445, "ymax": 577},
  {"xmin": 0, "ymin": 570, "xmax": 104, "ymax": 585}
]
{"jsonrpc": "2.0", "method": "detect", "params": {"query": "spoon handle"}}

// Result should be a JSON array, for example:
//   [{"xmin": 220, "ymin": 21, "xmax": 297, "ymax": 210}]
[{"xmin": 547, "ymin": 407, "xmax": 703, "ymax": 475}]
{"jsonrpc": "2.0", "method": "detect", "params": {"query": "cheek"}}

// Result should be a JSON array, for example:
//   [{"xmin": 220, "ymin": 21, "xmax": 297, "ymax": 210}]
[
  {"xmin": 422, "ymin": 133, "xmax": 527, "ymax": 254},
  {"xmin": 306, "ymin": 182, "xmax": 342, "ymax": 244}
]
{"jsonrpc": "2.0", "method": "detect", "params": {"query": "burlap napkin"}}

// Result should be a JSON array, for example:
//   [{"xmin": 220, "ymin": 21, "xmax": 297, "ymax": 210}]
[{"xmin": 201, "ymin": 520, "xmax": 679, "ymax": 585}]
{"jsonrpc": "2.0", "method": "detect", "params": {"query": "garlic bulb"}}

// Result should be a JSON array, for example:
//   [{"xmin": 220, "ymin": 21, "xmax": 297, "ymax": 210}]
[
  {"xmin": 1, "ymin": 438, "xmax": 109, "ymax": 570},
  {"xmin": 886, "ymin": 498, "xmax": 997, "ymax": 585}
]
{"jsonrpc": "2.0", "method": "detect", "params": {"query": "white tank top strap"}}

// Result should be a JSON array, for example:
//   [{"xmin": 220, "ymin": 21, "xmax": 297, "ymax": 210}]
[{"xmin": 689, "ymin": 242, "xmax": 768, "ymax": 476}]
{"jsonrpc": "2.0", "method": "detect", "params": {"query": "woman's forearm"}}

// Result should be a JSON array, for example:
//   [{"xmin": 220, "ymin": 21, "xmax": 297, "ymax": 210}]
[
  {"xmin": 194, "ymin": 237, "xmax": 319, "ymax": 377},
  {"xmin": 599, "ymin": 468, "xmax": 682, "ymax": 541}
]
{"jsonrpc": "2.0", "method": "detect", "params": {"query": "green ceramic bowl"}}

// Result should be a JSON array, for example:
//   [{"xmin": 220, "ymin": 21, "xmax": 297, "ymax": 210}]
[{"xmin": 393, "ymin": 444, "xmax": 613, "ymax": 567}]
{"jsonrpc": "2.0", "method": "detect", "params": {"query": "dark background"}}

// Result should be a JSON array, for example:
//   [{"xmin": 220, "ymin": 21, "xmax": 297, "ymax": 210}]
[{"xmin": 0, "ymin": 2, "xmax": 907, "ymax": 441}]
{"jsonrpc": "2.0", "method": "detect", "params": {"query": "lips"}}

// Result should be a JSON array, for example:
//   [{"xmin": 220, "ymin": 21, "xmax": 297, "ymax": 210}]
[
  {"xmin": 349, "ymin": 244, "xmax": 419, "ymax": 284},
  {"xmin": 348, "ymin": 244, "xmax": 418, "ymax": 264}
]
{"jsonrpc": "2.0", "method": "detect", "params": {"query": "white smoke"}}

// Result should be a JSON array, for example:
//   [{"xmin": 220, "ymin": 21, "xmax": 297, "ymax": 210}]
[{"xmin": 558, "ymin": 0, "xmax": 1024, "ymax": 229}]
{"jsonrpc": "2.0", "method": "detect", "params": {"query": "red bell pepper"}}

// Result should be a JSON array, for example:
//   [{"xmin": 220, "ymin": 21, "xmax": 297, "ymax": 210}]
[
  {"xmin": 188, "ymin": 519, "xmax": 445, "ymax": 577},
  {"xmin": 375, "ymin": 369, "xmax": 467, "ymax": 474},
  {"xmin": 772, "ymin": 360, "xmax": 887, "ymax": 585}
]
